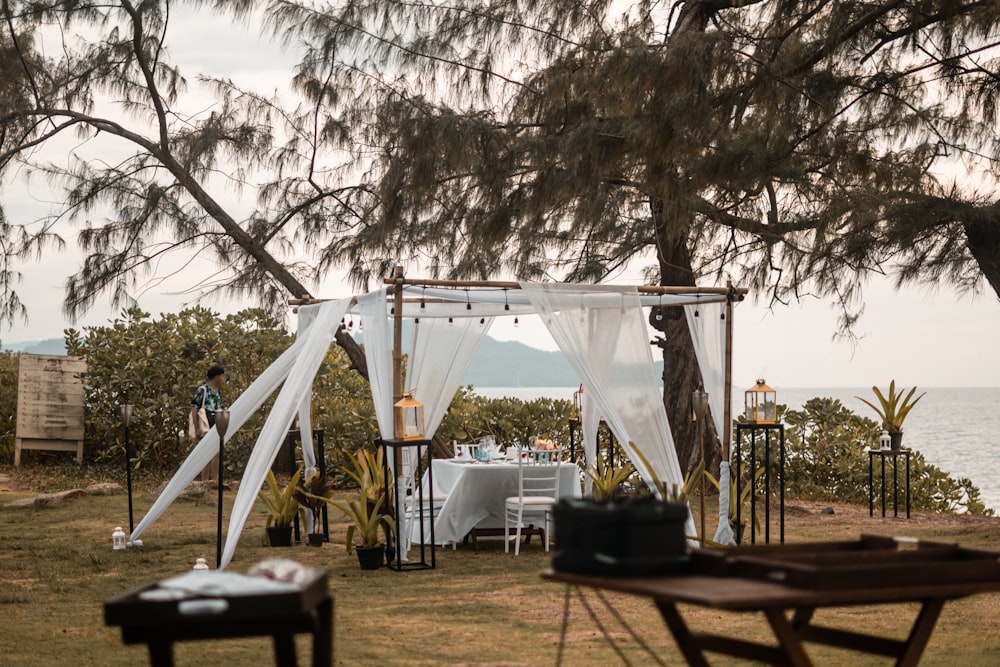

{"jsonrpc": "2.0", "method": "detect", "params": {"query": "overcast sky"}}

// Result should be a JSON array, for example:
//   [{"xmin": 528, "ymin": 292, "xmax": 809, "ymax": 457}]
[{"xmin": 2, "ymin": 5, "xmax": 998, "ymax": 389}]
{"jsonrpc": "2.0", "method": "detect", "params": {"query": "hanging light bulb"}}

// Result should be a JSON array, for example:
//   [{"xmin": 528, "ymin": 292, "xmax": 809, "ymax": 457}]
[
  {"xmin": 479, "ymin": 317, "xmax": 485, "ymax": 325},
  {"xmin": 514, "ymin": 316, "xmax": 519, "ymax": 326}
]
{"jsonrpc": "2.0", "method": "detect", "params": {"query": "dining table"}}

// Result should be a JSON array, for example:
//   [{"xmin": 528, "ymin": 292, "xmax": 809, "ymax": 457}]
[{"xmin": 412, "ymin": 457, "xmax": 580, "ymax": 546}]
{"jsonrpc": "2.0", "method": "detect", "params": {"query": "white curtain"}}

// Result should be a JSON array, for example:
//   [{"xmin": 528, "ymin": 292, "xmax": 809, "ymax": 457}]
[
  {"xmin": 358, "ymin": 289, "xmax": 394, "ymax": 439},
  {"xmin": 684, "ymin": 301, "xmax": 735, "ymax": 546},
  {"xmin": 218, "ymin": 298, "xmax": 351, "ymax": 568},
  {"xmin": 580, "ymin": 388, "xmax": 600, "ymax": 496},
  {"xmin": 129, "ymin": 334, "xmax": 311, "ymax": 545},
  {"xmin": 406, "ymin": 316, "xmax": 494, "ymax": 437},
  {"xmin": 684, "ymin": 301, "xmax": 726, "ymax": 440},
  {"xmin": 522, "ymin": 283, "xmax": 696, "ymax": 539}
]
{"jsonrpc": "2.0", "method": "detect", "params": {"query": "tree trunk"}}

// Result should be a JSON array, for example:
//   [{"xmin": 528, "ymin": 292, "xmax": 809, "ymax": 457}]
[
  {"xmin": 964, "ymin": 212, "xmax": 1000, "ymax": 301},
  {"xmin": 649, "ymin": 198, "xmax": 722, "ymax": 479}
]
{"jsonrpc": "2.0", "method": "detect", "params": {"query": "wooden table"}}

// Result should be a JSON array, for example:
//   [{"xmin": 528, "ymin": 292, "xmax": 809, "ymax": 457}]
[
  {"xmin": 543, "ymin": 536, "xmax": 1000, "ymax": 666},
  {"xmin": 420, "ymin": 459, "xmax": 579, "ymax": 546},
  {"xmin": 104, "ymin": 569, "xmax": 332, "ymax": 667}
]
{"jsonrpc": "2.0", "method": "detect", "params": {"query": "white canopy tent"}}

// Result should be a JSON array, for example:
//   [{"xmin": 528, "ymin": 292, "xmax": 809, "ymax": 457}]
[{"xmin": 129, "ymin": 277, "xmax": 743, "ymax": 569}]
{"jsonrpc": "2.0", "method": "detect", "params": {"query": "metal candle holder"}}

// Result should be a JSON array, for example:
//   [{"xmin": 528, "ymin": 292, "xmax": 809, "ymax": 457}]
[{"xmin": 215, "ymin": 409, "xmax": 230, "ymax": 569}]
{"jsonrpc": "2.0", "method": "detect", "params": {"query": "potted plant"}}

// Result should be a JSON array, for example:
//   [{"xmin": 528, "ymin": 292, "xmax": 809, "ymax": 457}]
[
  {"xmin": 331, "ymin": 490, "xmax": 396, "ymax": 570},
  {"xmin": 341, "ymin": 446, "xmax": 387, "ymax": 511},
  {"xmin": 553, "ymin": 443, "xmax": 692, "ymax": 576},
  {"xmin": 293, "ymin": 470, "xmax": 337, "ymax": 546},
  {"xmin": 258, "ymin": 468, "xmax": 304, "ymax": 546},
  {"xmin": 856, "ymin": 380, "xmax": 926, "ymax": 449},
  {"xmin": 581, "ymin": 443, "xmax": 636, "ymax": 502}
]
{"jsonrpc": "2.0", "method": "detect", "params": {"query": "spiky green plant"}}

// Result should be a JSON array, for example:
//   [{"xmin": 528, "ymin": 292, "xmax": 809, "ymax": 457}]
[
  {"xmin": 293, "ymin": 470, "xmax": 338, "ymax": 533},
  {"xmin": 340, "ymin": 447, "xmax": 386, "ymax": 502},
  {"xmin": 331, "ymin": 493, "xmax": 397, "ymax": 551},
  {"xmin": 258, "ymin": 468, "xmax": 305, "ymax": 529},
  {"xmin": 582, "ymin": 443, "xmax": 636, "ymax": 503},
  {"xmin": 856, "ymin": 380, "xmax": 926, "ymax": 433}
]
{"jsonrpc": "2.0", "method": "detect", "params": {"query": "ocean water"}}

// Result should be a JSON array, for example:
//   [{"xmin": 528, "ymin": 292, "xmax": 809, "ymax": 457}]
[{"xmin": 473, "ymin": 386, "xmax": 1000, "ymax": 513}]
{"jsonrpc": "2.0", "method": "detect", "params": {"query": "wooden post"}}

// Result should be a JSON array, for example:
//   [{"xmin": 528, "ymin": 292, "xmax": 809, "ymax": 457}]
[
  {"xmin": 723, "ymin": 281, "xmax": 735, "ymax": 463},
  {"xmin": 392, "ymin": 265, "xmax": 405, "ymax": 439}
]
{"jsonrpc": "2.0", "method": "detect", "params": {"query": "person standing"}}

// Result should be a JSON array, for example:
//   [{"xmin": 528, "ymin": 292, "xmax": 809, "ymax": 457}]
[{"xmin": 191, "ymin": 364, "xmax": 226, "ymax": 481}]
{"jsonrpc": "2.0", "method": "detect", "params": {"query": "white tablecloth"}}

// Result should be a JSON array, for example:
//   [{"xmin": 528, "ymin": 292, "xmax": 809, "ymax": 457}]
[{"xmin": 412, "ymin": 459, "xmax": 580, "ymax": 545}]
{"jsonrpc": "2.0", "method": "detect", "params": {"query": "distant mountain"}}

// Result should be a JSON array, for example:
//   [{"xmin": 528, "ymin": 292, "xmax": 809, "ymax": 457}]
[
  {"xmin": 1, "ymin": 338, "xmax": 67, "ymax": 355},
  {"xmin": 1, "ymin": 332, "xmax": 665, "ymax": 388},
  {"xmin": 463, "ymin": 338, "xmax": 579, "ymax": 387}
]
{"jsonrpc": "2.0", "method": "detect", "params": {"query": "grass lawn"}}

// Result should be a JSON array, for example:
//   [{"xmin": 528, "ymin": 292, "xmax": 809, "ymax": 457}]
[{"xmin": 2, "ymin": 464, "xmax": 999, "ymax": 666}]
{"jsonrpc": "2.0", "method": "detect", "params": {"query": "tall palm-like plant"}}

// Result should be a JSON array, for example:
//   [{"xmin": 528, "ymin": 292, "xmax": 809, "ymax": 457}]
[
  {"xmin": 259, "ymin": 468, "xmax": 305, "ymax": 529},
  {"xmin": 293, "ymin": 470, "xmax": 337, "ymax": 535},
  {"xmin": 856, "ymin": 381, "xmax": 926, "ymax": 433}
]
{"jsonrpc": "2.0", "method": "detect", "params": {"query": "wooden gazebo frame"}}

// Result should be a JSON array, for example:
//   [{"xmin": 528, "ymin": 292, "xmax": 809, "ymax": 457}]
[{"xmin": 381, "ymin": 267, "xmax": 747, "ymax": 461}]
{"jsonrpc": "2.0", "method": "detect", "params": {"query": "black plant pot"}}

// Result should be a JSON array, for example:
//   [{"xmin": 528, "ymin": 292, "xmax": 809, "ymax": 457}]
[
  {"xmin": 356, "ymin": 545, "xmax": 384, "ymax": 570},
  {"xmin": 267, "ymin": 525, "xmax": 293, "ymax": 547},
  {"xmin": 553, "ymin": 497, "xmax": 690, "ymax": 576},
  {"xmin": 890, "ymin": 431, "xmax": 904, "ymax": 450},
  {"xmin": 307, "ymin": 532, "xmax": 325, "ymax": 547}
]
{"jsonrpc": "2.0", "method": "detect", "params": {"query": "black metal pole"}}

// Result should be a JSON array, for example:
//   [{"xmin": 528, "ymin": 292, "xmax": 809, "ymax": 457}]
[
  {"xmin": 214, "ymin": 409, "xmax": 231, "ymax": 569},
  {"xmin": 125, "ymin": 423, "xmax": 134, "ymax": 534},
  {"xmin": 120, "ymin": 404, "xmax": 134, "ymax": 537},
  {"xmin": 216, "ymin": 430, "xmax": 224, "ymax": 568}
]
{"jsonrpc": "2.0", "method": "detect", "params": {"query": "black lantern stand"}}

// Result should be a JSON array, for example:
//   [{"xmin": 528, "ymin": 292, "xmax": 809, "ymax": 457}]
[
  {"xmin": 734, "ymin": 422, "xmax": 785, "ymax": 545},
  {"xmin": 380, "ymin": 438, "xmax": 436, "ymax": 571}
]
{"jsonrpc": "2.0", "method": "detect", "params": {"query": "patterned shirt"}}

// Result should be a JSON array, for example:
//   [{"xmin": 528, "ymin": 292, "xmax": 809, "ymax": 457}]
[{"xmin": 192, "ymin": 383, "xmax": 222, "ymax": 414}]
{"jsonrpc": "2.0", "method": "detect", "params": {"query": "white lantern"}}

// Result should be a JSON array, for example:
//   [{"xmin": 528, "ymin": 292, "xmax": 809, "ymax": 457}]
[
  {"xmin": 744, "ymin": 379, "xmax": 777, "ymax": 424},
  {"xmin": 112, "ymin": 526, "xmax": 127, "ymax": 550},
  {"xmin": 193, "ymin": 557, "xmax": 210, "ymax": 571},
  {"xmin": 879, "ymin": 429, "xmax": 891, "ymax": 450},
  {"xmin": 394, "ymin": 392, "xmax": 425, "ymax": 440}
]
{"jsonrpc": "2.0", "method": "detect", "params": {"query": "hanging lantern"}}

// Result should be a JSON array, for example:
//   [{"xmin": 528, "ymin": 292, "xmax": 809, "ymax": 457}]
[
  {"xmin": 691, "ymin": 387, "xmax": 709, "ymax": 422},
  {"xmin": 394, "ymin": 392, "xmax": 425, "ymax": 440},
  {"xmin": 744, "ymin": 378, "xmax": 777, "ymax": 424}
]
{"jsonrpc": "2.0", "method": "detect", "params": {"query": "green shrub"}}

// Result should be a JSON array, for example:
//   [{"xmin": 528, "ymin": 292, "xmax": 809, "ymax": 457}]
[
  {"xmin": 780, "ymin": 397, "xmax": 992, "ymax": 516},
  {"xmin": 0, "ymin": 351, "xmax": 18, "ymax": 462}
]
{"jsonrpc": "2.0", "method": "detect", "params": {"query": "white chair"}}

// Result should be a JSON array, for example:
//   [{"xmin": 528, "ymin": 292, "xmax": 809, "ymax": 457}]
[{"xmin": 504, "ymin": 446, "xmax": 562, "ymax": 555}]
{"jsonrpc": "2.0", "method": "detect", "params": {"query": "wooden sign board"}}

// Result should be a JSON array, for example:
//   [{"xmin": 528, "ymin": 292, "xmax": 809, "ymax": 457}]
[{"xmin": 15, "ymin": 353, "xmax": 87, "ymax": 465}]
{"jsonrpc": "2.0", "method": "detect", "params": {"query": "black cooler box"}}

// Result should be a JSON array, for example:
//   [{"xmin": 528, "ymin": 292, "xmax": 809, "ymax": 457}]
[{"xmin": 552, "ymin": 497, "xmax": 691, "ymax": 576}]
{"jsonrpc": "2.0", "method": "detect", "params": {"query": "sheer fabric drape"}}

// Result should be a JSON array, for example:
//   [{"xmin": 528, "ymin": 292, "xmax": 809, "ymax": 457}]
[
  {"xmin": 130, "ymin": 298, "xmax": 352, "ymax": 569},
  {"xmin": 684, "ymin": 301, "xmax": 735, "ymax": 545},
  {"xmin": 521, "ymin": 284, "xmax": 693, "ymax": 538}
]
